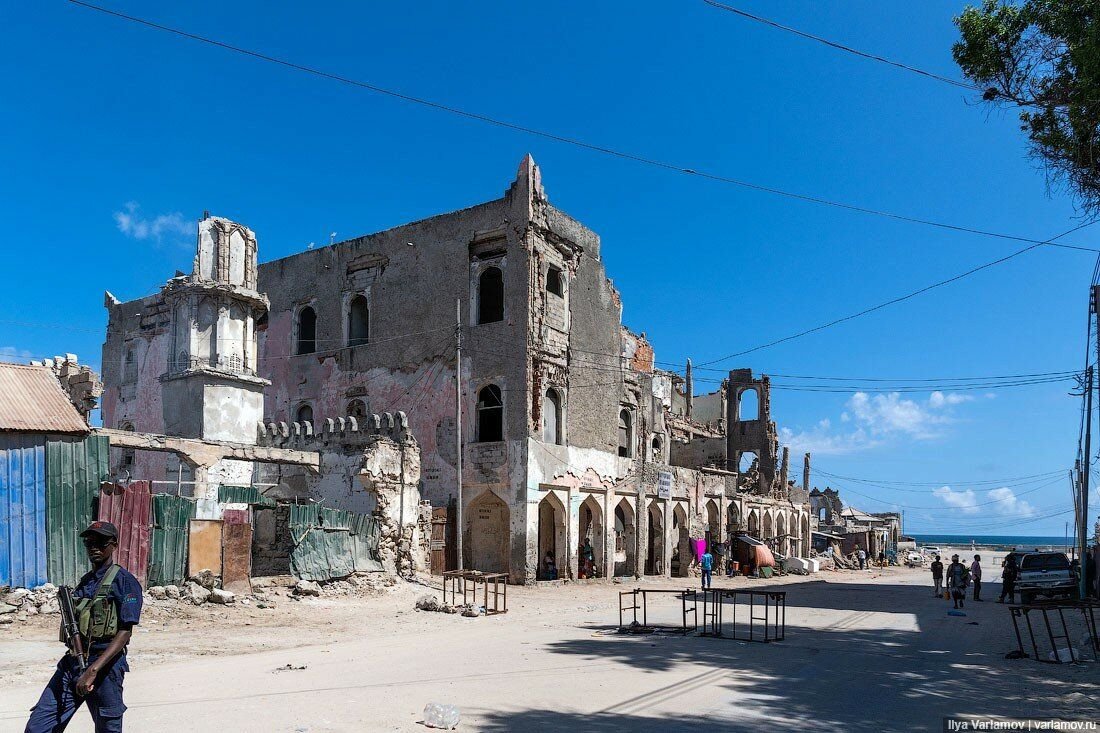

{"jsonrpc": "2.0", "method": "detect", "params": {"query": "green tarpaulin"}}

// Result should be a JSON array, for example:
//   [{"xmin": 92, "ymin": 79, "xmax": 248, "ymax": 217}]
[
  {"xmin": 289, "ymin": 504, "xmax": 382, "ymax": 581},
  {"xmin": 148, "ymin": 494, "xmax": 196, "ymax": 586}
]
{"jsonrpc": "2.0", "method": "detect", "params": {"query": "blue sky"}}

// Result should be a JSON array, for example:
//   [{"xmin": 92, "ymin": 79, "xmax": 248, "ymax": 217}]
[{"xmin": 1, "ymin": 1, "xmax": 1094, "ymax": 537}]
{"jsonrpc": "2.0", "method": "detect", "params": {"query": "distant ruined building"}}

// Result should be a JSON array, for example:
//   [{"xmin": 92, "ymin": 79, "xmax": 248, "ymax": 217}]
[{"xmin": 102, "ymin": 157, "xmax": 814, "ymax": 583}]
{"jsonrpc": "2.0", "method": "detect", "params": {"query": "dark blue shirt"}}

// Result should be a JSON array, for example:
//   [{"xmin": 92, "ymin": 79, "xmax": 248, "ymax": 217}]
[{"xmin": 73, "ymin": 563, "xmax": 143, "ymax": 627}]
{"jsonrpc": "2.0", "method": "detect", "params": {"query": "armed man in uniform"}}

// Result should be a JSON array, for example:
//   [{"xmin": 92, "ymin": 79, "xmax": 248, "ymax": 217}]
[{"xmin": 25, "ymin": 520, "xmax": 143, "ymax": 733}]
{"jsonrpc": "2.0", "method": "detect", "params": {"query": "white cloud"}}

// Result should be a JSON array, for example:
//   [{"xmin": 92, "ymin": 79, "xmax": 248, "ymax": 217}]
[
  {"xmin": 933, "ymin": 485, "xmax": 1035, "ymax": 517},
  {"xmin": 932, "ymin": 486, "xmax": 979, "ymax": 514},
  {"xmin": 114, "ymin": 202, "xmax": 190, "ymax": 246},
  {"xmin": 0, "ymin": 346, "xmax": 33, "ymax": 363},
  {"xmin": 780, "ymin": 389, "xmax": 977, "ymax": 456}
]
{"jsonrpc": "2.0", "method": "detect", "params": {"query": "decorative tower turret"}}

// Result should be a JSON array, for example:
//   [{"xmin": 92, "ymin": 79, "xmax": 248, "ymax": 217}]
[{"xmin": 159, "ymin": 215, "xmax": 270, "ymax": 495}]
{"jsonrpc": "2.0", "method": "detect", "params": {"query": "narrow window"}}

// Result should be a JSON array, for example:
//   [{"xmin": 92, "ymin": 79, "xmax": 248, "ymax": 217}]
[
  {"xmin": 618, "ymin": 409, "xmax": 633, "ymax": 458},
  {"xmin": 118, "ymin": 422, "xmax": 135, "ymax": 474},
  {"xmin": 652, "ymin": 435, "xmax": 662, "ymax": 462},
  {"xmin": 348, "ymin": 295, "xmax": 369, "ymax": 347},
  {"xmin": 546, "ymin": 266, "xmax": 564, "ymax": 297},
  {"xmin": 297, "ymin": 306, "xmax": 317, "ymax": 355},
  {"xmin": 542, "ymin": 389, "xmax": 562, "ymax": 445},
  {"xmin": 477, "ymin": 267, "xmax": 504, "ymax": 324},
  {"xmin": 347, "ymin": 399, "xmax": 368, "ymax": 420},
  {"xmin": 477, "ymin": 384, "xmax": 503, "ymax": 442},
  {"xmin": 123, "ymin": 348, "xmax": 137, "ymax": 384},
  {"xmin": 296, "ymin": 403, "xmax": 314, "ymax": 424}
]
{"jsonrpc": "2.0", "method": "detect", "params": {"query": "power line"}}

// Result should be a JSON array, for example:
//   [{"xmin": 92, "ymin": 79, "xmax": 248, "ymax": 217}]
[
  {"xmin": 67, "ymin": 0, "xmax": 1100, "ymax": 255},
  {"xmin": 696, "ymin": 221, "xmax": 1099, "ymax": 366},
  {"xmin": 814, "ymin": 467, "xmax": 1066, "ymax": 489},
  {"xmin": 702, "ymin": 1, "xmax": 978, "ymax": 92}
]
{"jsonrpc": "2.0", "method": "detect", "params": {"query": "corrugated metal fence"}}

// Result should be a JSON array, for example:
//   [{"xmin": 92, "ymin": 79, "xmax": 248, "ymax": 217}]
[
  {"xmin": 148, "ymin": 493, "xmax": 196, "ymax": 586},
  {"xmin": 0, "ymin": 435, "xmax": 48, "ymax": 588},
  {"xmin": 46, "ymin": 435, "xmax": 109, "ymax": 586},
  {"xmin": 289, "ymin": 504, "xmax": 382, "ymax": 581},
  {"xmin": 98, "ymin": 481, "xmax": 153, "ymax": 587}
]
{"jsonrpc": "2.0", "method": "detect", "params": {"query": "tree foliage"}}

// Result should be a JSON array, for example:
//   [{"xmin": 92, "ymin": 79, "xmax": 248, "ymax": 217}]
[{"xmin": 954, "ymin": 1, "xmax": 1100, "ymax": 214}]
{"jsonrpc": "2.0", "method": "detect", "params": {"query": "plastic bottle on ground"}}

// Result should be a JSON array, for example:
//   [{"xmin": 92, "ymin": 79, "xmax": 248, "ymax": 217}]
[{"xmin": 424, "ymin": 702, "xmax": 461, "ymax": 729}]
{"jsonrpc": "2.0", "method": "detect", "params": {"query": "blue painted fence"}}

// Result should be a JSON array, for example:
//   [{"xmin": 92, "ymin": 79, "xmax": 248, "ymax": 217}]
[{"xmin": 0, "ymin": 435, "xmax": 48, "ymax": 589}]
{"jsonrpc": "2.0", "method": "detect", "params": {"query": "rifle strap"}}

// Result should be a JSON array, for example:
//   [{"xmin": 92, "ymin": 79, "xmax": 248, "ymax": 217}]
[{"xmin": 92, "ymin": 564, "xmax": 121, "ymax": 603}]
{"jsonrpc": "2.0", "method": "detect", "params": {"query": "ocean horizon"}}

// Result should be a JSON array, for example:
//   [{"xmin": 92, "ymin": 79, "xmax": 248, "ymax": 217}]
[{"xmin": 909, "ymin": 534, "xmax": 1072, "ymax": 549}]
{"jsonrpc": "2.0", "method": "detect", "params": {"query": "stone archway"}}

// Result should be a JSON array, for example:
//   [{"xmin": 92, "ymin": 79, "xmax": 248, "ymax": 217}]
[
  {"xmin": 579, "ymin": 495, "xmax": 604, "ymax": 579},
  {"xmin": 645, "ymin": 500, "xmax": 664, "ymax": 576},
  {"xmin": 467, "ymin": 491, "xmax": 509, "ymax": 574},
  {"xmin": 613, "ymin": 498, "xmax": 637, "ymax": 577},
  {"xmin": 776, "ymin": 512, "xmax": 788, "ymax": 556},
  {"xmin": 537, "ymin": 491, "xmax": 567, "ymax": 580},
  {"xmin": 672, "ymin": 503, "xmax": 690, "ymax": 577},
  {"xmin": 747, "ymin": 509, "xmax": 760, "ymax": 538},
  {"xmin": 705, "ymin": 499, "xmax": 719, "ymax": 553},
  {"xmin": 762, "ymin": 511, "xmax": 774, "ymax": 547}
]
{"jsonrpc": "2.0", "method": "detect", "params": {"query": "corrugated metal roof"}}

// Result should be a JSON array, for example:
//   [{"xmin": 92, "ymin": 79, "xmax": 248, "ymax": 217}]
[{"xmin": 0, "ymin": 363, "xmax": 88, "ymax": 434}]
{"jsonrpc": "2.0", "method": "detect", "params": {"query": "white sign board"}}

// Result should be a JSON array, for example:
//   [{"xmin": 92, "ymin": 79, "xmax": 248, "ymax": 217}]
[{"xmin": 657, "ymin": 471, "xmax": 673, "ymax": 500}]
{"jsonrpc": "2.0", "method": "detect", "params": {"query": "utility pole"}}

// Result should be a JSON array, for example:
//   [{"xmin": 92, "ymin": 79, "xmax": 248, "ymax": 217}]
[
  {"xmin": 455, "ymin": 299, "xmax": 464, "ymax": 571},
  {"xmin": 1084, "ymin": 365, "xmax": 1094, "ymax": 599}
]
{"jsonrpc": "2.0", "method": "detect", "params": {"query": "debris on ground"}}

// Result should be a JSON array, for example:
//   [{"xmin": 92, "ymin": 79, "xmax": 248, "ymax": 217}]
[
  {"xmin": 293, "ymin": 580, "xmax": 322, "ymax": 597},
  {"xmin": 423, "ymin": 702, "xmax": 460, "ymax": 729},
  {"xmin": 273, "ymin": 663, "xmax": 308, "ymax": 672}
]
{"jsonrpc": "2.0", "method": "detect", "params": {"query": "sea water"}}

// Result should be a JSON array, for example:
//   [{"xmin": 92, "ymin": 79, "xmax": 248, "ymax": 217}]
[{"xmin": 910, "ymin": 534, "xmax": 1070, "ymax": 550}]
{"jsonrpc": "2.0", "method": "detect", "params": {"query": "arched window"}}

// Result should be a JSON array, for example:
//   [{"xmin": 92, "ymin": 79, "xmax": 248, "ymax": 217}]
[
  {"xmin": 617, "ymin": 409, "xmax": 633, "ymax": 458},
  {"xmin": 477, "ymin": 267, "xmax": 504, "ymax": 324},
  {"xmin": 651, "ymin": 435, "xmax": 662, "ymax": 462},
  {"xmin": 347, "ymin": 295, "xmax": 369, "ymax": 347},
  {"xmin": 542, "ymin": 389, "xmax": 562, "ymax": 445},
  {"xmin": 546, "ymin": 266, "xmax": 564, "ymax": 297},
  {"xmin": 476, "ymin": 384, "xmax": 503, "ymax": 442},
  {"xmin": 297, "ymin": 306, "xmax": 317, "ymax": 355},
  {"xmin": 295, "ymin": 403, "xmax": 314, "ymax": 424},
  {"xmin": 738, "ymin": 388, "xmax": 759, "ymax": 421},
  {"xmin": 347, "ymin": 399, "xmax": 368, "ymax": 420},
  {"xmin": 123, "ymin": 348, "xmax": 137, "ymax": 384}
]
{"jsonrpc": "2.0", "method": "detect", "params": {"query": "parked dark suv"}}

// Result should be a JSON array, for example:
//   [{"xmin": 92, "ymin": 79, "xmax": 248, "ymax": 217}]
[{"xmin": 1016, "ymin": 552, "xmax": 1078, "ymax": 603}]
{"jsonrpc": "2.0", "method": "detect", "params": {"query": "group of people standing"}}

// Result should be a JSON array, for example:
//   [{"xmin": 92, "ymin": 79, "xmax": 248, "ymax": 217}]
[{"xmin": 930, "ymin": 553, "xmax": 982, "ymax": 608}]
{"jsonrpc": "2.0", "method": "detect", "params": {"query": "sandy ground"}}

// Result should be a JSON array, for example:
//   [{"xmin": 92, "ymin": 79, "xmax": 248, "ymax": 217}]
[{"xmin": 0, "ymin": 564, "xmax": 1096, "ymax": 732}]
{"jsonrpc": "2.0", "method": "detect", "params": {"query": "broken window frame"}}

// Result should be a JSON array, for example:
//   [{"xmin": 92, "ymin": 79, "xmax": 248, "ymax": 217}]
[
  {"xmin": 347, "ymin": 294, "xmax": 369, "ymax": 348},
  {"xmin": 296, "ymin": 306, "xmax": 318, "ymax": 355},
  {"xmin": 295, "ymin": 403, "xmax": 314, "ymax": 425},
  {"xmin": 347, "ymin": 399, "xmax": 368, "ymax": 420},
  {"xmin": 476, "ymin": 384, "xmax": 504, "ymax": 442},
  {"xmin": 477, "ymin": 266, "xmax": 505, "ymax": 325},
  {"xmin": 617, "ymin": 408, "xmax": 633, "ymax": 458},
  {"xmin": 546, "ymin": 266, "xmax": 565, "ymax": 298},
  {"xmin": 542, "ymin": 388, "xmax": 563, "ymax": 445},
  {"xmin": 122, "ymin": 347, "xmax": 138, "ymax": 384}
]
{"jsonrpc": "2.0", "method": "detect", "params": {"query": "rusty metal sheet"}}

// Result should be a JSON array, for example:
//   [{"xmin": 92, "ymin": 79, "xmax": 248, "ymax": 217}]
[
  {"xmin": 221, "ymin": 522, "xmax": 252, "ymax": 595},
  {"xmin": 97, "ymin": 481, "xmax": 152, "ymax": 587},
  {"xmin": 222, "ymin": 509, "xmax": 250, "ymax": 525},
  {"xmin": 0, "ymin": 364, "xmax": 89, "ymax": 434},
  {"xmin": 188, "ymin": 519, "xmax": 223, "ymax": 577},
  {"xmin": 0, "ymin": 434, "xmax": 47, "ymax": 588},
  {"xmin": 46, "ymin": 435, "xmax": 109, "ymax": 586}
]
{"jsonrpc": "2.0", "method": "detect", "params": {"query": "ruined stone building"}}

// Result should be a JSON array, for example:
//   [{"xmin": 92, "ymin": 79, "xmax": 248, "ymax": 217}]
[{"xmin": 102, "ymin": 157, "xmax": 811, "ymax": 583}]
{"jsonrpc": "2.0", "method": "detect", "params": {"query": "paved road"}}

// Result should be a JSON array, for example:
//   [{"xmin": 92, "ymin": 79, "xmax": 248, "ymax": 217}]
[{"xmin": 0, "ymin": 569, "xmax": 1094, "ymax": 732}]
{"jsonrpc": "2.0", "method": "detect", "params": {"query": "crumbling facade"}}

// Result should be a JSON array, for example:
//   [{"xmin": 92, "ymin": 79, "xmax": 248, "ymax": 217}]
[{"xmin": 102, "ymin": 157, "xmax": 811, "ymax": 584}]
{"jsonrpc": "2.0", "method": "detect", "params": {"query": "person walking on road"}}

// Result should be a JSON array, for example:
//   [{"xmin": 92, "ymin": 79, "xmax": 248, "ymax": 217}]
[
  {"xmin": 931, "ymin": 555, "xmax": 944, "ymax": 597},
  {"xmin": 947, "ymin": 554, "xmax": 970, "ymax": 609},
  {"xmin": 998, "ymin": 549, "xmax": 1018, "ymax": 604},
  {"xmin": 25, "ymin": 520, "xmax": 143, "ymax": 733},
  {"xmin": 700, "ymin": 549, "xmax": 714, "ymax": 589},
  {"xmin": 970, "ymin": 555, "xmax": 983, "ymax": 601},
  {"xmin": 857, "ymin": 548, "xmax": 867, "ymax": 570}
]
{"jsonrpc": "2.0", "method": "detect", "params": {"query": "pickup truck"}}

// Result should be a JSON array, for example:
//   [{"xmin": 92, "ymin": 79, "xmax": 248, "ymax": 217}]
[{"xmin": 1015, "ymin": 551, "xmax": 1077, "ymax": 603}]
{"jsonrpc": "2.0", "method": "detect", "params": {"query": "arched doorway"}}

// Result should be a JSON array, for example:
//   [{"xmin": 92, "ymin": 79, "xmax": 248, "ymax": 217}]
[
  {"xmin": 705, "ymin": 500, "xmax": 719, "ymax": 552},
  {"xmin": 762, "ymin": 511, "xmax": 774, "ymax": 549},
  {"xmin": 727, "ymin": 504, "xmax": 741, "ymax": 545},
  {"xmin": 578, "ymin": 495, "xmax": 604, "ymax": 579},
  {"xmin": 537, "ymin": 492, "xmax": 567, "ymax": 580},
  {"xmin": 672, "ymin": 503, "xmax": 689, "ymax": 577},
  {"xmin": 645, "ymin": 500, "xmax": 664, "ymax": 576},
  {"xmin": 747, "ymin": 509, "xmax": 759, "ymax": 538},
  {"xmin": 776, "ymin": 513, "xmax": 788, "ymax": 556},
  {"xmin": 466, "ymin": 491, "xmax": 509, "ymax": 574},
  {"xmin": 613, "ymin": 499, "xmax": 636, "ymax": 577}
]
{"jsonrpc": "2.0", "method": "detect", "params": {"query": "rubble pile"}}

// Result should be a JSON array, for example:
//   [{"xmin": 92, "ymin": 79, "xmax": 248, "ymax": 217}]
[
  {"xmin": 0, "ymin": 585, "xmax": 62, "ymax": 624},
  {"xmin": 414, "ymin": 594, "xmax": 480, "ymax": 617}
]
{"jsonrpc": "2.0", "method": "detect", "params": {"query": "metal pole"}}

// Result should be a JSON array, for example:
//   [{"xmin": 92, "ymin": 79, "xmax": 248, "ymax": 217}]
[
  {"xmin": 455, "ymin": 298, "xmax": 464, "ymax": 571},
  {"xmin": 1081, "ymin": 365, "xmax": 1092, "ymax": 599}
]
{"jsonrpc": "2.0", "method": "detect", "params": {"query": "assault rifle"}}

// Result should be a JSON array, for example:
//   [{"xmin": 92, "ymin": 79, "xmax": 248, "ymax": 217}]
[{"xmin": 57, "ymin": 585, "xmax": 87, "ymax": 673}]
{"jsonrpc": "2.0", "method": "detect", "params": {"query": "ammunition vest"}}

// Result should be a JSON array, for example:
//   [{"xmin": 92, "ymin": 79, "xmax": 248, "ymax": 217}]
[{"xmin": 68, "ymin": 564, "xmax": 121, "ymax": 644}]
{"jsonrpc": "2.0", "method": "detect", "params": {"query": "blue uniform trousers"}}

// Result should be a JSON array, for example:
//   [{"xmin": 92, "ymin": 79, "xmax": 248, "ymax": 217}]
[{"xmin": 25, "ymin": 652, "xmax": 127, "ymax": 733}]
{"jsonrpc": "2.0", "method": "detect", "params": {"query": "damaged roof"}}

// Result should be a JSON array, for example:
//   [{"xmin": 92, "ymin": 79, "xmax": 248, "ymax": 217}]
[{"xmin": 0, "ymin": 363, "xmax": 89, "ymax": 434}]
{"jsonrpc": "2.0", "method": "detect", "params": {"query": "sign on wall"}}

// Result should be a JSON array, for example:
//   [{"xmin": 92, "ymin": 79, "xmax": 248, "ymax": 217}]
[{"xmin": 657, "ymin": 471, "xmax": 673, "ymax": 500}]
